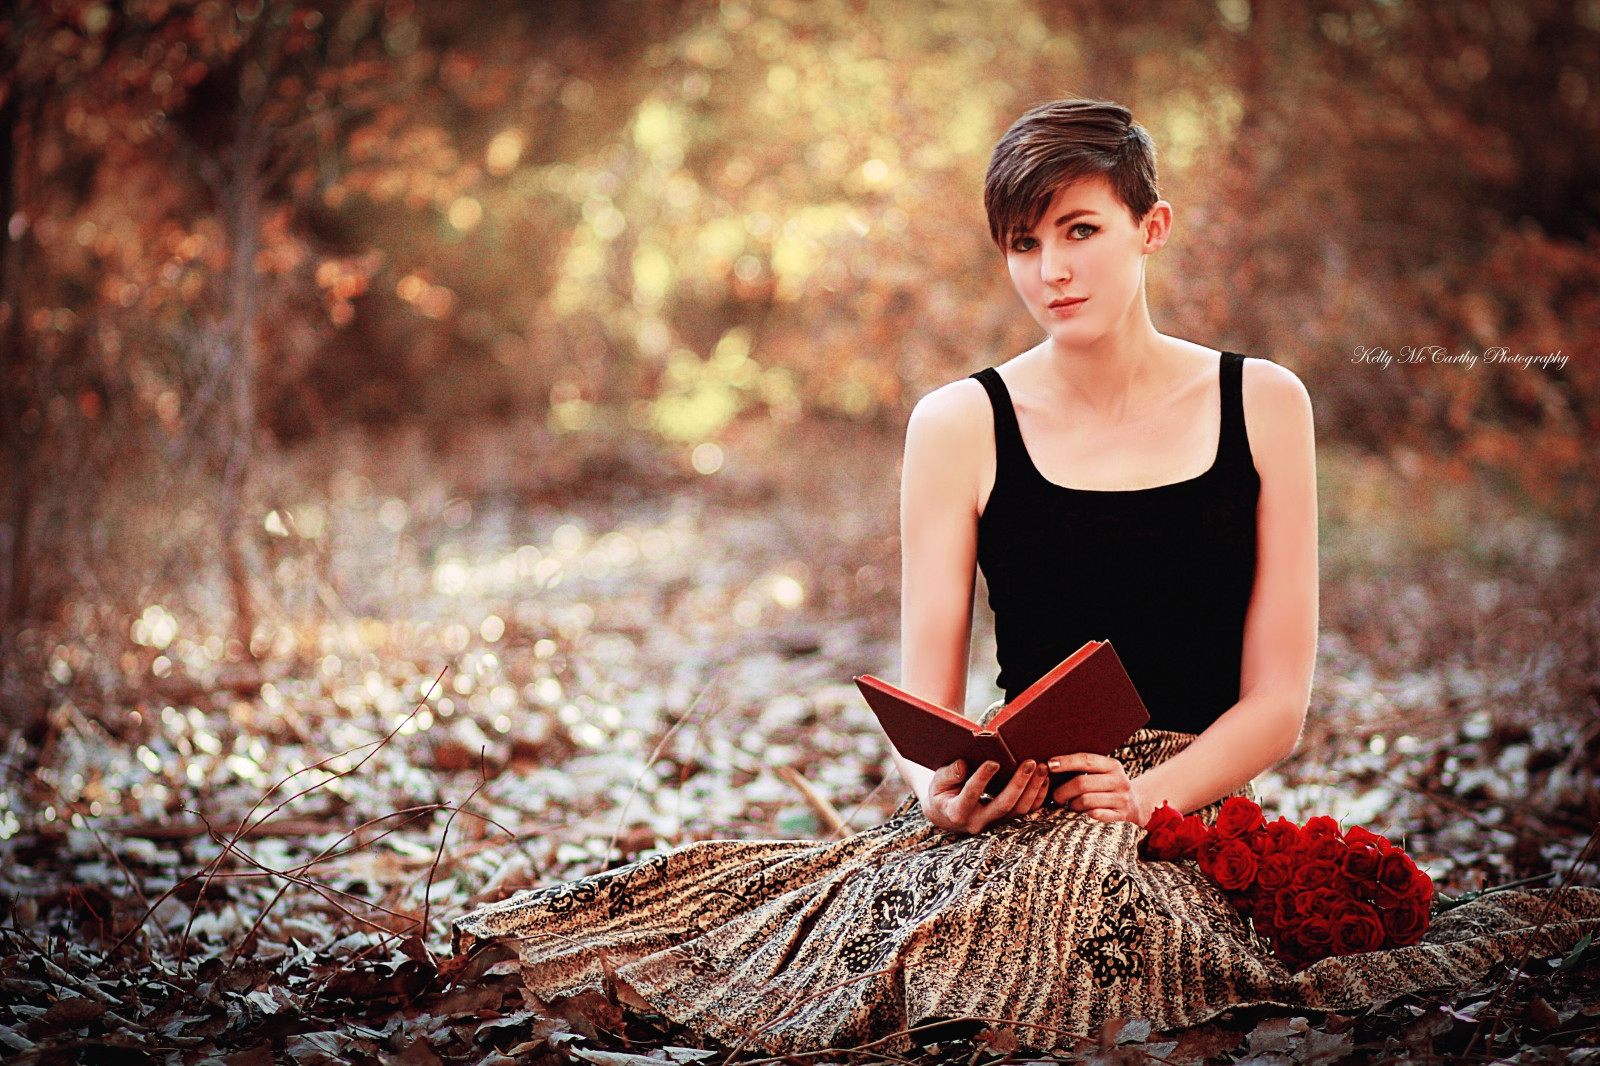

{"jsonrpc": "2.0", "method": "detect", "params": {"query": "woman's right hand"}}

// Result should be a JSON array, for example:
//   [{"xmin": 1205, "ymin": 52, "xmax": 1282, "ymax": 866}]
[{"xmin": 923, "ymin": 758, "xmax": 1050, "ymax": 834}]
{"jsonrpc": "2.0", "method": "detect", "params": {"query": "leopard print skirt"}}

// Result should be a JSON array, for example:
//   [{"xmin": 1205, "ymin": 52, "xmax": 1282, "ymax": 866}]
[{"xmin": 451, "ymin": 728, "xmax": 1600, "ymax": 1054}]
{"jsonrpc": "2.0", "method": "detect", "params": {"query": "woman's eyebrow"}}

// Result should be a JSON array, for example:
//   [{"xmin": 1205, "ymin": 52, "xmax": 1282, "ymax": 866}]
[{"xmin": 1052, "ymin": 208, "xmax": 1098, "ymax": 227}]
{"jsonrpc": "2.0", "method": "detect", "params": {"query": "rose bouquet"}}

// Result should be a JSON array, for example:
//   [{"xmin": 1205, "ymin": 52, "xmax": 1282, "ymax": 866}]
[{"xmin": 1140, "ymin": 797, "xmax": 1434, "ymax": 971}]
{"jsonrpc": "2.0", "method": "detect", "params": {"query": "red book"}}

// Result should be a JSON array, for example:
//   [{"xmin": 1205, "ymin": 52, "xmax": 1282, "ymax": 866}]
[{"xmin": 854, "ymin": 639, "xmax": 1151, "ymax": 796}]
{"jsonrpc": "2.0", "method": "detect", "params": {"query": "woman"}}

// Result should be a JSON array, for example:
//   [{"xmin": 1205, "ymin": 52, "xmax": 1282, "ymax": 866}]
[
  {"xmin": 898, "ymin": 99, "xmax": 1315, "ymax": 837},
  {"xmin": 454, "ymin": 99, "xmax": 1599, "ymax": 1055}
]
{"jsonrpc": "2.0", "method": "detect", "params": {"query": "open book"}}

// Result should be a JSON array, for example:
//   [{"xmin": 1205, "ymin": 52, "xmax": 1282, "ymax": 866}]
[{"xmin": 854, "ymin": 639, "xmax": 1151, "ymax": 796}]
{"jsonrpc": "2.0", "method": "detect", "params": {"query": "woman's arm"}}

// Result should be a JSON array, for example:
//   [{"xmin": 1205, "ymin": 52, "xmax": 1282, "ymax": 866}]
[
  {"xmin": 1051, "ymin": 358, "xmax": 1320, "ymax": 823},
  {"xmin": 893, "ymin": 380, "xmax": 1050, "ymax": 827}
]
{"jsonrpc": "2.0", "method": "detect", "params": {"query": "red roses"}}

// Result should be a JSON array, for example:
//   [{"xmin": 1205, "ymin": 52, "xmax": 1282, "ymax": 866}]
[{"xmin": 1142, "ymin": 797, "xmax": 1434, "ymax": 971}]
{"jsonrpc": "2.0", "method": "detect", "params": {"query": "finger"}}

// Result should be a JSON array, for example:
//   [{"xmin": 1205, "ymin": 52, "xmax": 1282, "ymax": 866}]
[
  {"xmin": 1020, "ymin": 767, "xmax": 1046, "ymax": 803},
  {"xmin": 969, "ymin": 762, "xmax": 1039, "ymax": 830},
  {"xmin": 990, "ymin": 760, "xmax": 1040, "ymax": 813},
  {"xmin": 930, "ymin": 759, "xmax": 967, "ymax": 795},
  {"xmin": 1068, "ymin": 791, "xmax": 1129, "ymax": 813},
  {"xmin": 975, "ymin": 769, "xmax": 1037, "ymax": 829},
  {"xmin": 1024, "ymin": 770, "xmax": 1051, "ymax": 813},
  {"xmin": 1045, "ymin": 753, "xmax": 1120, "ymax": 774},
  {"xmin": 957, "ymin": 760, "xmax": 1000, "ymax": 808},
  {"xmin": 1052, "ymin": 771, "xmax": 1124, "ymax": 804}
]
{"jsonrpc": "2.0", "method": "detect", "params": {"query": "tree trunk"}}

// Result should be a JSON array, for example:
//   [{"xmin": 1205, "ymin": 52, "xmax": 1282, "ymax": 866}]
[
  {"xmin": 0, "ymin": 0, "xmax": 33, "ymax": 638},
  {"xmin": 217, "ymin": 115, "xmax": 266, "ymax": 662}
]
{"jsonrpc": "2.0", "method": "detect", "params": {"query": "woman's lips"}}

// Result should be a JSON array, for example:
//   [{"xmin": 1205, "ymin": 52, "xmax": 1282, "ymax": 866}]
[{"xmin": 1048, "ymin": 297, "xmax": 1087, "ymax": 314}]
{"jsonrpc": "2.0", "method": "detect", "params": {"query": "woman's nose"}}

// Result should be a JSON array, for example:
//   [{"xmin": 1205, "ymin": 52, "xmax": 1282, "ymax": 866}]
[{"xmin": 1040, "ymin": 242, "xmax": 1072, "ymax": 284}]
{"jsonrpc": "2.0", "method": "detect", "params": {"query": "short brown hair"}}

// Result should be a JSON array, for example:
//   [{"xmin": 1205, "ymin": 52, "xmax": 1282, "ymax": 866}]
[{"xmin": 983, "ymin": 99, "xmax": 1159, "ymax": 250}]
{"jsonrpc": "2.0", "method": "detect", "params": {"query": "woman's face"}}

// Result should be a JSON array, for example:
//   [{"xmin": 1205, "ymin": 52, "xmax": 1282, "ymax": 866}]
[{"xmin": 1003, "ymin": 174, "xmax": 1166, "ymax": 349}]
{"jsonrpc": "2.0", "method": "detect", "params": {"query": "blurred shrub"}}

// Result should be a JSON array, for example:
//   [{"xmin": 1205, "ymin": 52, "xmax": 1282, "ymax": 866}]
[{"xmin": 3, "ymin": 0, "xmax": 1598, "ymax": 629}]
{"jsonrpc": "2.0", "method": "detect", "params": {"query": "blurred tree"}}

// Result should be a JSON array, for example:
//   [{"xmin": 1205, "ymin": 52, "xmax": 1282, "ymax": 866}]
[
  {"xmin": 1, "ymin": 0, "xmax": 31, "ymax": 636},
  {"xmin": 2, "ymin": 1, "xmax": 410, "ymax": 660},
  {"xmin": 3, "ymin": 0, "xmax": 1597, "ymax": 680}
]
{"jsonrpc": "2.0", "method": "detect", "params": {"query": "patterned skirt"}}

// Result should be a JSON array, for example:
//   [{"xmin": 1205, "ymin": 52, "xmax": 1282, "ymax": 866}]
[{"xmin": 451, "ymin": 729, "xmax": 1600, "ymax": 1054}]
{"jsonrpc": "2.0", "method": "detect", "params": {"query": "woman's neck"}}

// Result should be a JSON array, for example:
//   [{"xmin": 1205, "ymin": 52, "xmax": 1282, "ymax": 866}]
[{"xmin": 1026, "ymin": 318, "xmax": 1185, "ymax": 425}]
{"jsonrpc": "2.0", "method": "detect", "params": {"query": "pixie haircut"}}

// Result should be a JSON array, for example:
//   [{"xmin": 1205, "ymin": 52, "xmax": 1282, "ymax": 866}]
[{"xmin": 983, "ymin": 99, "xmax": 1159, "ymax": 251}]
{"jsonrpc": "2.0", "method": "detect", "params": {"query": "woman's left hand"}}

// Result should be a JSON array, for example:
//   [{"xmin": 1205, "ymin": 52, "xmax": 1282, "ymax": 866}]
[{"xmin": 1046, "ymin": 753, "xmax": 1153, "ymax": 826}]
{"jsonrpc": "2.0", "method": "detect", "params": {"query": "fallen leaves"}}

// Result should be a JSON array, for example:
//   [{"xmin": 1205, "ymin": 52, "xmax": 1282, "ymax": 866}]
[{"xmin": 3, "ymin": 480, "xmax": 1599, "ymax": 1065}]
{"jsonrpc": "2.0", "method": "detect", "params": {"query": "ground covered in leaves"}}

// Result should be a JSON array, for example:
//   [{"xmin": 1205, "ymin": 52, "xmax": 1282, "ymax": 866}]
[{"xmin": 2, "ymin": 435, "xmax": 1599, "ymax": 1064}]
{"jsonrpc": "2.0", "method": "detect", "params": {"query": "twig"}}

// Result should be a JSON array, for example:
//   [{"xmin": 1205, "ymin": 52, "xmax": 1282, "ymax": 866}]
[
  {"xmin": 396, "ymin": 823, "xmax": 563, "ymax": 870},
  {"xmin": 834, "ymin": 776, "xmax": 890, "ymax": 840},
  {"xmin": 1384, "ymin": 771, "xmax": 1564, "ymax": 844},
  {"xmin": 109, "ymin": 669, "xmax": 444, "ymax": 960},
  {"xmin": 773, "ymin": 765, "xmax": 851, "ymax": 839},
  {"xmin": 418, "ymin": 751, "xmax": 492, "ymax": 957},
  {"xmin": 230, "ymin": 665, "xmax": 446, "ymax": 843},
  {"xmin": 190, "ymin": 811, "xmax": 438, "ymax": 937},
  {"xmin": 674, "ymin": 683, "xmax": 730, "ymax": 846},
  {"xmin": 3, "ymin": 761, "xmax": 150, "ymax": 911},
  {"xmin": 1434, "ymin": 870, "xmax": 1558, "ymax": 912},
  {"xmin": 169, "ymin": 664, "xmax": 445, "ymax": 966},
  {"xmin": 607, "ymin": 672, "xmax": 718, "ymax": 866},
  {"xmin": 226, "ymin": 804, "xmax": 442, "ymax": 961},
  {"xmin": 1464, "ymin": 816, "xmax": 1600, "ymax": 1058},
  {"xmin": 105, "ymin": 817, "xmax": 349, "ymax": 841}
]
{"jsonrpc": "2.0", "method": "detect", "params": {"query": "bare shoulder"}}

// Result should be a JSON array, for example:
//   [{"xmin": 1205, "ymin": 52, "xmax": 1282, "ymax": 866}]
[
  {"xmin": 903, "ymin": 376, "xmax": 994, "ymax": 514},
  {"xmin": 1239, "ymin": 356, "xmax": 1314, "ymax": 455},
  {"xmin": 905, "ymin": 376, "xmax": 992, "ymax": 449}
]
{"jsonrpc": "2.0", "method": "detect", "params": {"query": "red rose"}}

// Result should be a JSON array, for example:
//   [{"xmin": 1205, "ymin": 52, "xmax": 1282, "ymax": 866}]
[
  {"xmin": 1341, "ymin": 843, "xmax": 1382, "ymax": 886},
  {"xmin": 1256, "ymin": 851, "xmax": 1296, "ymax": 893},
  {"xmin": 1147, "ymin": 802, "xmax": 1183, "ymax": 834},
  {"xmin": 1244, "ymin": 826, "xmax": 1271, "ymax": 856},
  {"xmin": 1215, "ymin": 796, "xmax": 1265, "ymax": 839},
  {"xmin": 1252, "ymin": 895, "xmax": 1279, "ymax": 936},
  {"xmin": 1407, "ymin": 865, "xmax": 1435, "ymax": 906},
  {"xmin": 1173, "ymin": 816, "xmax": 1210, "ymax": 861},
  {"xmin": 1141, "ymin": 803, "xmax": 1189, "ymax": 861},
  {"xmin": 1374, "ymin": 850, "xmax": 1420, "ymax": 909},
  {"xmin": 1381, "ymin": 897, "xmax": 1430, "ymax": 946},
  {"xmin": 1299, "ymin": 887, "xmax": 1343, "ymax": 919},
  {"xmin": 1344, "ymin": 824, "xmax": 1394, "ymax": 853},
  {"xmin": 1294, "ymin": 915, "xmax": 1335, "ymax": 961},
  {"xmin": 1275, "ymin": 886, "xmax": 1302, "ymax": 924},
  {"xmin": 1291, "ymin": 859, "xmax": 1340, "ymax": 892},
  {"xmin": 1262, "ymin": 816, "xmax": 1302, "ymax": 855},
  {"xmin": 1197, "ymin": 832, "xmax": 1228, "ymax": 880},
  {"xmin": 1142, "ymin": 822, "xmax": 1183, "ymax": 861},
  {"xmin": 1303, "ymin": 815, "xmax": 1342, "ymax": 841},
  {"xmin": 1329, "ymin": 900, "xmax": 1385, "ymax": 954},
  {"xmin": 1304, "ymin": 834, "xmax": 1348, "ymax": 865},
  {"xmin": 1230, "ymin": 885, "xmax": 1259, "ymax": 919},
  {"xmin": 1213, "ymin": 839, "xmax": 1259, "ymax": 891}
]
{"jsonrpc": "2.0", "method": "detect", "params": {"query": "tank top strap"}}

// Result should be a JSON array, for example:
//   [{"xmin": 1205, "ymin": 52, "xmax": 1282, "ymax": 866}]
[
  {"xmin": 1218, "ymin": 351, "xmax": 1251, "ymax": 468},
  {"xmin": 970, "ymin": 367, "xmax": 1033, "ymax": 483}
]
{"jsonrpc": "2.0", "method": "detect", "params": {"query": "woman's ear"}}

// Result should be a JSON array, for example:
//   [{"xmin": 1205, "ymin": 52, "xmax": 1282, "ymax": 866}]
[{"xmin": 1141, "ymin": 201, "xmax": 1173, "ymax": 253}]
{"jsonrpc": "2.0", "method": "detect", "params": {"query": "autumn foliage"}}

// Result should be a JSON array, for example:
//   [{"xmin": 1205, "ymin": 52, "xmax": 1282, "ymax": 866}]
[{"xmin": 2, "ymin": 0, "xmax": 1597, "ymax": 640}]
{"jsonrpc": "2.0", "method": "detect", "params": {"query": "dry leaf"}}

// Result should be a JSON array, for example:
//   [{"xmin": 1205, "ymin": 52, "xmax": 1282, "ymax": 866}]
[{"xmin": 977, "ymin": 1026, "xmax": 1020, "ymax": 1054}]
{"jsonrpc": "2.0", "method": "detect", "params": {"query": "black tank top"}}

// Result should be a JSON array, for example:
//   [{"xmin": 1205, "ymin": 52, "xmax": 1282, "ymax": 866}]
[{"xmin": 971, "ymin": 352, "xmax": 1260, "ymax": 735}]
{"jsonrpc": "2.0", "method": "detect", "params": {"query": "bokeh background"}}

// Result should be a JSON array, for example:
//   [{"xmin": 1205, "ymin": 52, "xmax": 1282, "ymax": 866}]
[
  {"xmin": 2, "ymin": 0, "xmax": 1600, "ymax": 956},
  {"xmin": 4, "ymin": 0, "xmax": 1599, "ymax": 649}
]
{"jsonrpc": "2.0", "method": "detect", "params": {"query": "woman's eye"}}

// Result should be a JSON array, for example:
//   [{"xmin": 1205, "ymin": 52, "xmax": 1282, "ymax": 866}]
[
  {"xmin": 1070, "ymin": 223, "xmax": 1099, "ymax": 239},
  {"xmin": 1011, "ymin": 237, "xmax": 1038, "ymax": 253}
]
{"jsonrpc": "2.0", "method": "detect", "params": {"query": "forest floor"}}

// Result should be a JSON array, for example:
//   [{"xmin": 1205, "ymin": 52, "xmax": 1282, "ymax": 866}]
[{"xmin": 2, "ymin": 427, "xmax": 1599, "ymax": 1065}]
